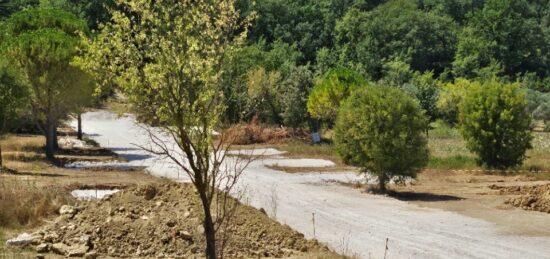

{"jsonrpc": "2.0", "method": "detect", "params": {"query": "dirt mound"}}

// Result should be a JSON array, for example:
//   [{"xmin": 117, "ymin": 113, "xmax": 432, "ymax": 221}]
[
  {"xmin": 490, "ymin": 184, "xmax": 550, "ymax": 213},
  {"xmin": 27, "ymin": 182, "xmax": 333, "ymax": 258},
  {"xmin": 225, "ymin": 123, "xmax": 309, "ymax": 145}
]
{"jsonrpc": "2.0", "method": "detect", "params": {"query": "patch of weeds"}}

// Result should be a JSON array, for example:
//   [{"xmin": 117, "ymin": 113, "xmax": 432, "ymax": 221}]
[{"xmin": 428, "ymin": 155, "xmax": 478, "ymax": 170}]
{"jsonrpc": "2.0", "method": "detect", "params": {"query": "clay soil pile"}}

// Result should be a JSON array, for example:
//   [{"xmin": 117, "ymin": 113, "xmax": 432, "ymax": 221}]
[
  {"xmin": 491, "ymin": 184, "xmax": 550, "ymax": 213},
  {"xmin": 27, "ymin": 182, "xmax": 335, "ymax": 258}
]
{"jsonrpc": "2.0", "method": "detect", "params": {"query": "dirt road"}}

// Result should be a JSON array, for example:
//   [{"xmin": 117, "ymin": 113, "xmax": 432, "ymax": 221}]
[{"xmin": 72, "ymin": 111, "xmax": 550, "ymax": 259}]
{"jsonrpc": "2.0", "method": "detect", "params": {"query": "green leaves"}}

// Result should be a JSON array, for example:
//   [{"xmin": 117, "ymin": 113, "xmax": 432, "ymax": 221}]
[
  {"xmin": 458, "ymin": 80, "xmax": 532, "ymax": 169},
  {"xmin": 453, "ymin": 0, "xmax": 550, "ymax": 79},
  {"xmin": 1, "ymin": 7, "xmax": 87, "ymax": 38},
  {"xmin": 335, "ymin": 0, "xmax": 458, "ymax": 80},
  {"xmin": 0, "ymin": 7, "xmax": 93, "ymax": 158},
  {"xmin": 307, "ymin": 68, "xmax": 366, "ymax": 123},
  {"xmin": 85, "ymin": 0, "xmax": 247, "ymax": 143},
  {"xmin": 335, "ymin": 85, "xmax": 429, "ymax": 189},
  {"xmin": 0, "ymin": 65, "xmax": 27, "ymax": 134}
]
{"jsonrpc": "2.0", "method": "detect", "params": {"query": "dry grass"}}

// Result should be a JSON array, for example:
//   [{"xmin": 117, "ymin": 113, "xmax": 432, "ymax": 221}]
[
  {"xmin": 0, "ymin": 177, "xmax": 74, "ymax": 229},
  {"xmin": 0, "ymin": 133, "xmax": 160, "ymax": 230}
]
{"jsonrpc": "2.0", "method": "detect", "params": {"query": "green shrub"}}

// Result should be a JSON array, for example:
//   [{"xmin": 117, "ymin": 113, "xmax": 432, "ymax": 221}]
[
  {"xmin": 335, "ymin": 86, "xmax": 429, "ymax": 192},
  {"xmin": 459, "ymin": 80, "xmax": 532, "ymax": 169},
  {"xmin": 436, "ymin": 78, "xmax": 478, "ymax": 124},
  {"xmin": 307, "ymin": 68, "xmax": 366, "ymax": 124},
  {"xmin": 280, "ymin": 66, "xmax": 314, "ymax": 128}
]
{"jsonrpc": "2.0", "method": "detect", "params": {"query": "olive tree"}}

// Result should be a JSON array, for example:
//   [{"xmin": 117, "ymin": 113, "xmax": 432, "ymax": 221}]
[
  {"xmin": 81, "ymin": 1, "xmax": 251, "ymax": 258},
  {"xmin": 459, "ymin": 80, "xmax": 532, "ymax": 169},
  {"xmin": 335, "ymin": 85, "xmax": 429, "ymax": 192}
]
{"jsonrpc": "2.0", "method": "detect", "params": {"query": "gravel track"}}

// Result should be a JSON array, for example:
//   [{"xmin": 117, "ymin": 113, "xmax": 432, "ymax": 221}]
[{"xmin": 71, "ymin": 111, "xmax": 550, "ymax": 259}]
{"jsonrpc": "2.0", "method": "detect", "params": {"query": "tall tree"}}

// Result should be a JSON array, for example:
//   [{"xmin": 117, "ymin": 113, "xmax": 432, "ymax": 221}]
[
  {"xmin": 335, "ymin": 0, "xmax": 458, "ymax": 80},
  {"xmin": 81, "ymin": 0, "xmax": 251, "ymax": 257},
  {"xmin": 0, "ymin": 8, "xmax": 91, "ymax": 160},
  {"xmin": 453, "ymin": 0, "xmax": 550, "ymax": 79}
]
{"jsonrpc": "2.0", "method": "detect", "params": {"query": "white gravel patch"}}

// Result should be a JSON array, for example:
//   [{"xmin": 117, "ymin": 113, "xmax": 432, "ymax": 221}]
[
  {"xmin": 262, "ymin": 158, "xmax": 335, "ymax": 168},
  {"xmin": 65, "ymin": 161, "xmax": 142, "ymax": 171},
  {"xmin": 71, "ymin": 189, "xmax": 120, "ymax": 200},
  {"xmin": 59, "ymin": 137, "xmax": 90, "ymax": 149},
  {"xmin": 226, "ymin": 148, "xmax": 286, "ymax": 157}
]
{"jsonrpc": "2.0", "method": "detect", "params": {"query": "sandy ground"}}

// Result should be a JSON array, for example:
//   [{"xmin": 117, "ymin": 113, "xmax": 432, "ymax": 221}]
[{"xmin": 71, "ymin": 110, "xmax": 550, "ymax": 259}]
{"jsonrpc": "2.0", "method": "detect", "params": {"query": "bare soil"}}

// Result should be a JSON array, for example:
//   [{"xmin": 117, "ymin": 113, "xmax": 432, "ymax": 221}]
[
  {"xmin": 490, "ymin": 184, "xmax": 550, "ymax": 213},
  {"xmin": 385, "ymin": 170, "xmax": 550, "ymax": 236},
  {"xmin": 1, "ymin": 133, "xmax": 342, "ymax": 259},
  {"xmin": 32, "ymin": 182, "xmax": 339, "ymax": 258}
]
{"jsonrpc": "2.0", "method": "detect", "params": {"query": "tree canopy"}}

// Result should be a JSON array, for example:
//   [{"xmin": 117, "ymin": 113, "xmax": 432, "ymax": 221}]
[{"xmin": 0, "ymin": 7, "xmax": 92, "ymax": 160}]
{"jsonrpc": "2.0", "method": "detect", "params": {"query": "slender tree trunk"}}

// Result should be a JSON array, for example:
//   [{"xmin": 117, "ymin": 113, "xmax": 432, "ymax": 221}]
[
  {"xmin": 0, "ymin": 143, "xmax": 3, "ymax": 169},
  {"xmin": 199, "ymin": 188, "xmax": 217, "ymax": 259},
  {"xmin": 45, "ymin": 121, "xmax": 55, "ymax": 161},
  {"xmin": 77, "ymin": 113, "xmax": 83, "ymax": 140}
]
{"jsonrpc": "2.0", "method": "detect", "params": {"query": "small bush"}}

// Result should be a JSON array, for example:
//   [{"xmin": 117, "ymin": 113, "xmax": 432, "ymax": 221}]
[
  {"xmin": 335, "ymin": 86, "xmax": 429, "ymax": 192},
  {"xmin": 459, "ymin": 80, "xmax": 532, "ymax": 169}
]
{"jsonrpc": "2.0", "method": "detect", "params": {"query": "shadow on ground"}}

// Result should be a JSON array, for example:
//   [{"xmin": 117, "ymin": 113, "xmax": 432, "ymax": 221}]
[{"xmin": 389, "ymin": 191, "xmax": 463, "ymax": 202}]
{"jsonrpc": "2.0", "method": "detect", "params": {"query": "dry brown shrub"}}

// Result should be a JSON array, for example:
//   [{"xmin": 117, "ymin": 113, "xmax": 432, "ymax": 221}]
[{"xmin": 224, "ymin": 122, "xmax": 309, "ymax": 145}]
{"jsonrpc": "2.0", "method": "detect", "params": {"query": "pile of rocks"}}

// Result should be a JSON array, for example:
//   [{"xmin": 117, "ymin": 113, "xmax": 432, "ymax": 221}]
[
  {"xmin": 6, "ymin": 205, "xmax": 96, "ymax": 258},
  {"xmin": 6, "ymin": 183, "xmax": 331, "ymax": 258}
]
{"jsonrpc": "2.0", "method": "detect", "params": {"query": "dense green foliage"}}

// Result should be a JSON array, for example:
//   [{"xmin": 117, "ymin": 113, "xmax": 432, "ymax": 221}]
[
  {"xmin": 335, "ymin": 86, "xmax": 429, "ymax": 192},
  {"xmin": 0, "ymin": 8, "xmax": 92, "ymax": 160},
  {"xmin": 307, "ymin": 68, "xmax": 366, "ymax": 123},
  {"xmin": 0, "ymin": 66, "xmax": 26, "ymax": 134},
  {"xmin": 1, "ymin": 0, "xmax": 113, "ymax": 29},
  {"xmin": 280, "ymin": 65, "xmax": 314, "ymax": 128},
  {"xmin": 222, "ymin": 0, "xmax": 550, "ymax": 127},
  {"xmin": 335, "ymin": 0, "xmax": 457, "ymax": 80},
  {"xmin": 459, "ymin": 80, "xmax": 532, "ymax": 169},
  {"xmin": 453, "ymin": 0, "xmax": 550, "ymax": 79}
]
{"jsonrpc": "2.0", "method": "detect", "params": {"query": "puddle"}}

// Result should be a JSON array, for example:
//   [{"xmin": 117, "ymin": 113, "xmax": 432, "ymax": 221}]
[{"xmin": 71, "ymin": 189, "xmax": 120, "ymax": 200}]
